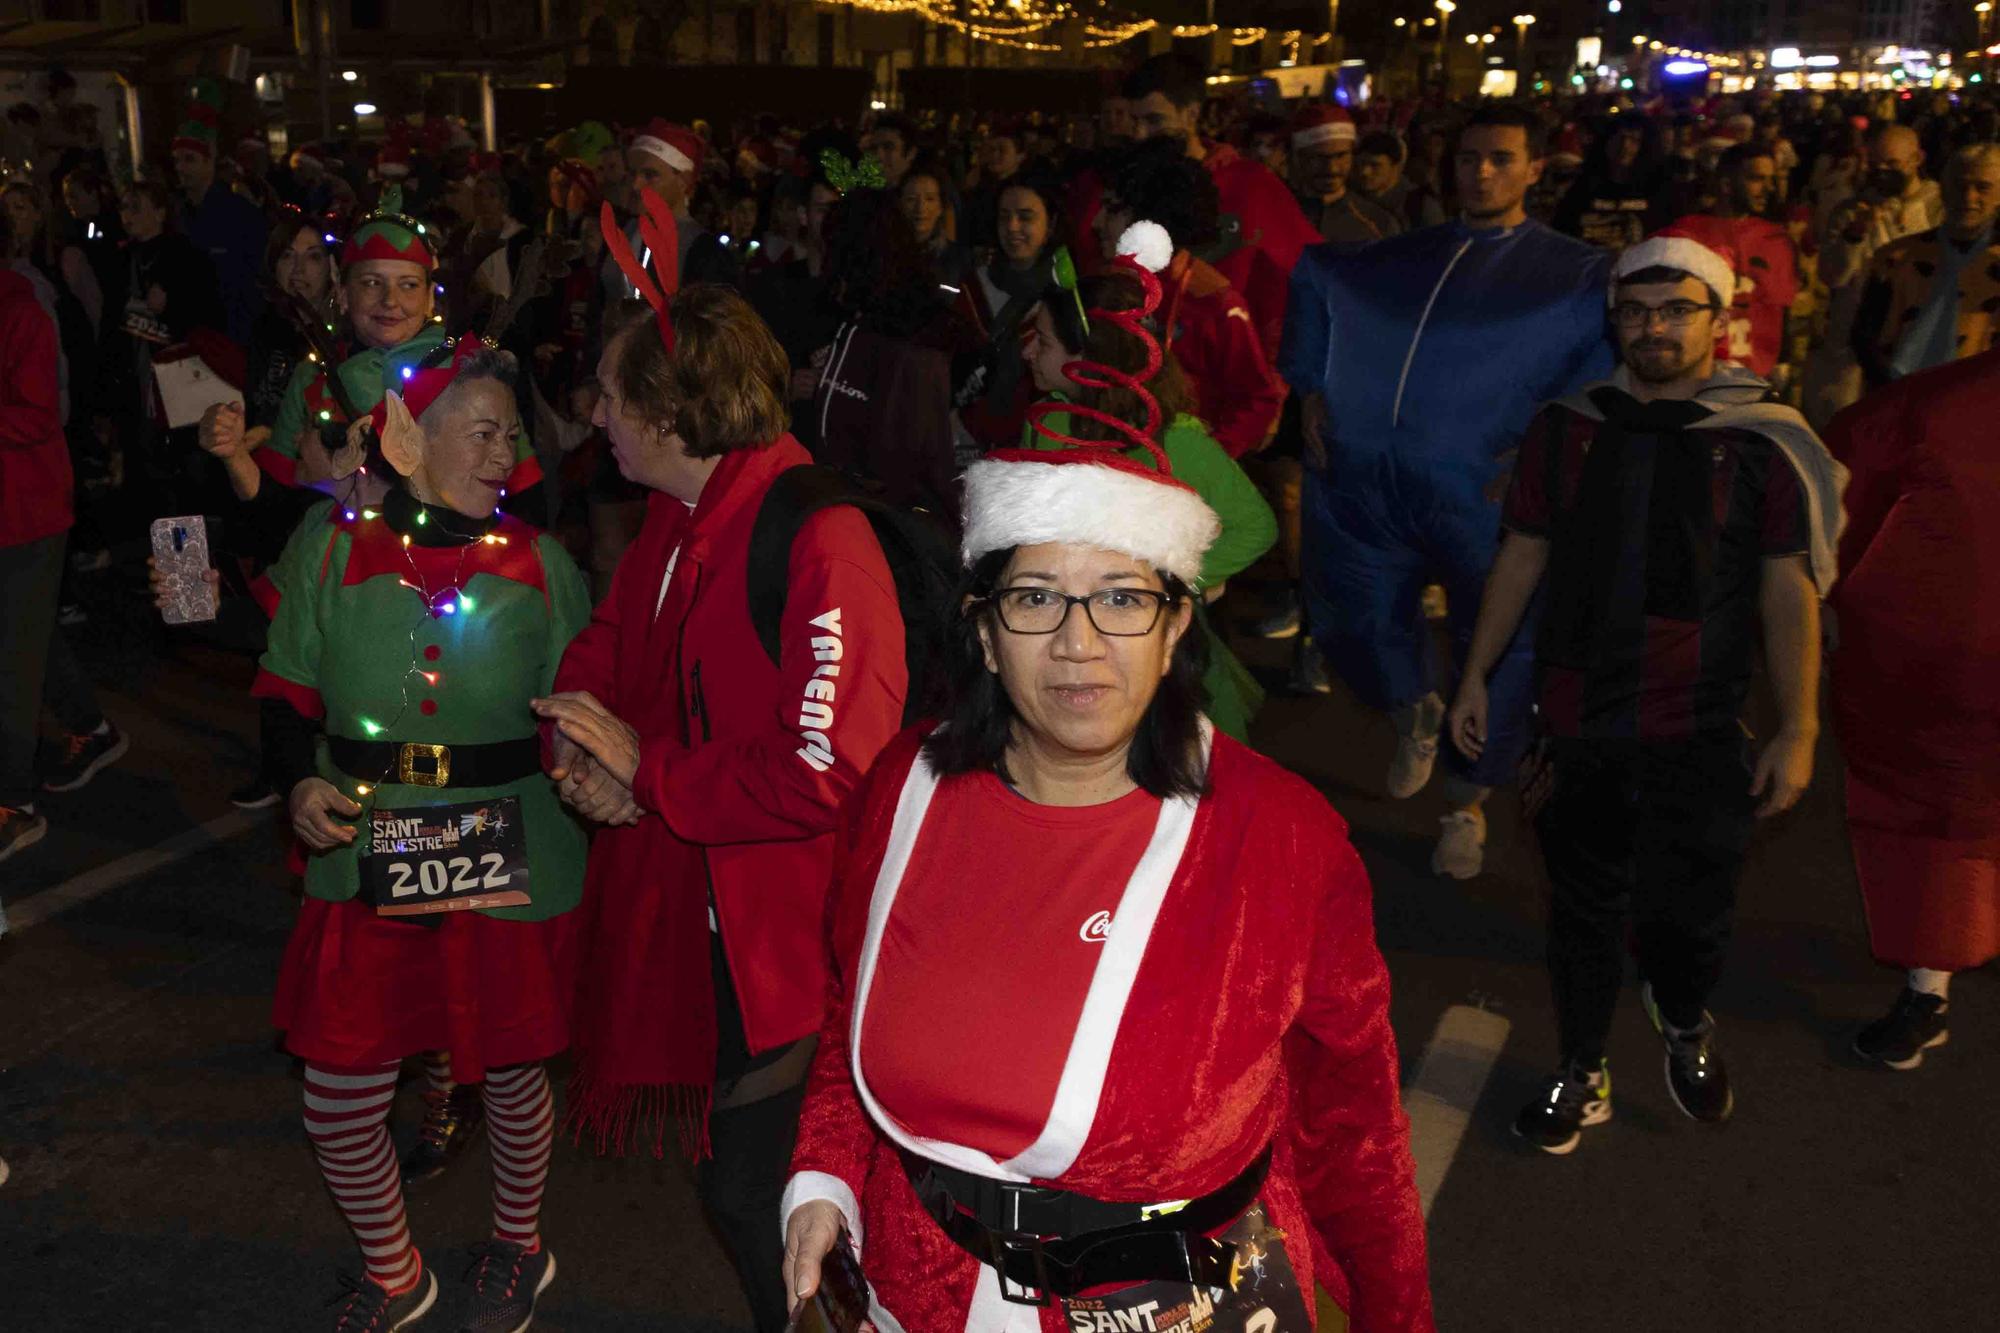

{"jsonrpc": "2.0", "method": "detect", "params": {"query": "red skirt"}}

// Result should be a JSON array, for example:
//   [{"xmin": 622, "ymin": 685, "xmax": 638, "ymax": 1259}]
[{"xmin": 272, "ymin": 896, "xmax": 579, "ymax": 1083}]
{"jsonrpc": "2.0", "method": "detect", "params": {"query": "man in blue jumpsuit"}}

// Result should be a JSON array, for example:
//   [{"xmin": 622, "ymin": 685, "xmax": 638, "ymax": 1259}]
[{"xmin": 1281, "ymin": 104, "xmax": 1614, "ymax": 878}]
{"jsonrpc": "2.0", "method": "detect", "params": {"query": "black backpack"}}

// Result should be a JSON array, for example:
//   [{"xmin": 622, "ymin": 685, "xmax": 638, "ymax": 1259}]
[{"xmin": 746, "ymin": 464, "xmax": 959, "ymax": 725}]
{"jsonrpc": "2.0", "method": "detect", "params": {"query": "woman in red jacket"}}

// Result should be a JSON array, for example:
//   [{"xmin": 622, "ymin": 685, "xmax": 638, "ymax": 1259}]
[
  {"xmin": 781, "ymin": 261, "xmax": 1431, "ymax": 1333},
  {"xmin": 531, "ymin": 234, "xmax": 909, "ymax": 1330}
]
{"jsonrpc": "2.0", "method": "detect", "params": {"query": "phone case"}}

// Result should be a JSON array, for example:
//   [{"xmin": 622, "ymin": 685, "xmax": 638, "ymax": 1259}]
[{"xmin": 150, "ymin": 515, "xmax": 216, "ymax": 625}]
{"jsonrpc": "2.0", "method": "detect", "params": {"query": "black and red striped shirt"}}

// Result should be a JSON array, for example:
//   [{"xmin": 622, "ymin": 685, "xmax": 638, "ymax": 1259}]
[{"xmin": 1503, "ymin": 386, "xmax": 1809, "ymax": 740}]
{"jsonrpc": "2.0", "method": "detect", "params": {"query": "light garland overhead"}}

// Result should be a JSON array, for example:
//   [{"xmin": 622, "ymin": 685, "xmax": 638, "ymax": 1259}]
[{"xmin": 832, "ymin": 2, "xmax": 1331, "ymax": 53}]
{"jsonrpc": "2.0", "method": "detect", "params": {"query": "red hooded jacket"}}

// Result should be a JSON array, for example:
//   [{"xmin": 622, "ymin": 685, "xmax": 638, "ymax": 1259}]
[
  {"xmin": 1069, "ymin": 144, "xmax": 1316, "ymax": 364},
  {"xmin": 554, "ymin": 435, "xmax": 908, "ymax": 1134},
  {"xmin": 0, "ymin": 268, "xmax": 72, "ymax": 549},
  {"xmin": 1163, "ymin": 251, "xmax": 1285, "ymax": 458}
]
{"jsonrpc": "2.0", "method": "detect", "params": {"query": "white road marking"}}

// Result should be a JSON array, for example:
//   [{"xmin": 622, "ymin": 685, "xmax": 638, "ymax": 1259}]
[
  {"xmin": 1403, "ymin": 1003, "xmax": 1512, "ymax": 1218},
  {"xmin": 3, "ymin": 807, "xmax": 269, "ymax": 933}
]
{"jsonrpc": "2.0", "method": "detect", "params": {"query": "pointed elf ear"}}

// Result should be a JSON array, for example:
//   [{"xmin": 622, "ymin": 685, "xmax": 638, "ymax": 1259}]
[{"xmin": 378, "ymin": 391, "xmax": 425, "ymax": 479}]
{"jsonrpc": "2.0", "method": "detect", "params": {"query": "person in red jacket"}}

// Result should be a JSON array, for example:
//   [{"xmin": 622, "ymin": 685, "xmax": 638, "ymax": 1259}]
[
  {"xmin": 0, "ymin": 261, "xmax": 123, "ymax": 868},
  {"xmin": 1121, "ymin": 52, "xmax": 1319, "ymax": 362},
  {"xmin": 1662, "ymin": 143, "xmax": 1800, "ymax": 381},
  {"xmin": 532, "ymin": 209, "xmax": 908, "ymax": 1332},
  {"xmin": 1096, "ymin": 139, "xmax": 1284, "ymax": 459}
]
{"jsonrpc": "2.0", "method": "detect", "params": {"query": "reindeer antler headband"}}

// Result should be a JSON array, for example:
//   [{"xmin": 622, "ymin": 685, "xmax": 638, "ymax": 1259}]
[{"xmin": 602, "ymin": 186, "xmax": 682, "ymax": 354}]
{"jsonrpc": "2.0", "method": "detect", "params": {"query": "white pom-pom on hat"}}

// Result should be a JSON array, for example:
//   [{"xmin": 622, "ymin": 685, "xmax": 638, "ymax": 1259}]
[{"xmin": 1116, "ymin": 221, "xmax": 1175, "ymax": 274}]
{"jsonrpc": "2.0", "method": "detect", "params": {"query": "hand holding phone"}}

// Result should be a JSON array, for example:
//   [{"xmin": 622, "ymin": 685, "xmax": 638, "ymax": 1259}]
[
  {"xmin": 149, "ymin": 515, "xmax": 217, "ymax": 625},
  {"xmin": 785, "ymin": 1202, "xmax": 872, "ymax": 1333}
]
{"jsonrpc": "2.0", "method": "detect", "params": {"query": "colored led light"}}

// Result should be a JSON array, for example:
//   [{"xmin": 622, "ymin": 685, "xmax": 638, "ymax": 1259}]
[{"xmin": 360, "ymin": 718, "xmax": 383, "ymax": 736}]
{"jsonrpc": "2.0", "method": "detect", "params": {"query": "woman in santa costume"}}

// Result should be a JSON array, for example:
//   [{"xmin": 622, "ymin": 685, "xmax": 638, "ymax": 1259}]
[
  {"xmin": 1828, "ymin": 348, "xmax": 2000, "ymax": 1069},
  {"xmin": 251, "ymin": 211, "xmax": 544, "ymax": 516},
  {"xmin": 257, "ymin": 336, "xmax": 591, "ymax": 1331},
  {"xmin": 782, "ymin": 256, "xmax": 1433, "ymax": 1333},
  {"xmin": 529, "ymin": 190, "xmax": 908, "ymax": 1333}
]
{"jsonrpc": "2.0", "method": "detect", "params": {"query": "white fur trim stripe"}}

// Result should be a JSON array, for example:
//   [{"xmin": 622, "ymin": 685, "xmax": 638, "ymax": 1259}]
[
  {"xmin": 961, "ymin": 458, "xmax": 1220, "ymax": 586},
  {"xmin": 1613, "ymin": 235, "xmax": 1737, "ymax": 310},
  {"xmin": 631, "ymin": 134, "xmax": 693, "ymax": 174},
  {"xmin": 1292, "ymin": 121, "xmax": 1356, "ymax": 147}
]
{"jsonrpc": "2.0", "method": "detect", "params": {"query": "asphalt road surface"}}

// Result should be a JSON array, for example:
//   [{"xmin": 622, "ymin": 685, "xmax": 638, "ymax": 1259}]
[{"xmin": 4, "ymin": 565, "xmax": 1994, "ymax": 1333}]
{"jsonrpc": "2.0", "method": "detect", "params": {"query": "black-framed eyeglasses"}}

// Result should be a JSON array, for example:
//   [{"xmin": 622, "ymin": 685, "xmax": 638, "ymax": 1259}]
[
  {"xmin": 1611, "ymin": 299, "xmax": 1718, "ymax": 329},
  {"xmin": 982, "ymin": 586, "xmax": 1179, "ymax": 637}
]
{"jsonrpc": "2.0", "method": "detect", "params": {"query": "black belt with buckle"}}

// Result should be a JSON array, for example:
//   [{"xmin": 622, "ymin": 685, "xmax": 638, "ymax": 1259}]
[
  {"xmin": 903, "ymin": 1144, "xmax": 1270, "ymax": 1306},
  {"xmin": 326, "ymin": 735, "xmax": 541, "ymax": 790}
]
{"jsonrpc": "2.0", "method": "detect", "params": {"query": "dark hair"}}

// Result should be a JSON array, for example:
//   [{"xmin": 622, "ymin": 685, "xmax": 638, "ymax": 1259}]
[
  {"xmin": 1104, "ymin": 137, "xmax": 1218, "ymax": 252},
  {"xmin": 1042, "ymin": 270, "xmax": 1193, "ymax": 430},
  {"xmin": 1356, "ymin": 130, "xmax": 1405, "ymax": 163},
  {"xmin": 1718, "ymin": 142, "xmax": 1775, "ymax": 175},
  {"xmin": 922, "ymin": 547, "xmax": 1211, "ymax": 800},
  {"xmin": 123, "ymin": 179, "xmax": 174, "ymax": 215},
  {"xmin": 899, "ymin": 151, "xmax": 952, "ymax": 199},
  {"xmin": 1458, "ymin": 103, "xmax": 1547, "ymax": 161},
  {"xmin": 871, "ymin": 112, "xmax": 920, "ymax": 151},
  {"xmin": 607, "ymin": 287, "xmax": 791, "ymax": 458},
  {"xmin": 261, "ymin": 210, "xmax": 326, "ymax": 285},
  {"xmin": 822, "ymin": 186, "xmax": 946, "ymax": 339},
  {"xmin": 1122, "ymin": 53, "xmax": 1206, "ymax": 111}
]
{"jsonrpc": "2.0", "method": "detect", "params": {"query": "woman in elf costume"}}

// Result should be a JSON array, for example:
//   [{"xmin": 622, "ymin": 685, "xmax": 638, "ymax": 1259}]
[
  {"xmin": 255, "ymin": 336, "xmax": 590, "ymax": 1332},
  {"xmin": 251, "ymin": 212, "xmax": 544, "ymax": 511}
]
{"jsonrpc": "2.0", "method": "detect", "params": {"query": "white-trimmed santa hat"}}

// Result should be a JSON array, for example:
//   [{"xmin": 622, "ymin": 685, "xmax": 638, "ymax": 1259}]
[
  {"xmin": 962, "ymin": 226, "xmax": 1219, "ymax": 586},
  {"xmin": 631, "ymin": 118, "xmax": 703, "ymax": 176},
  {"xmin": 962, "ymin": 451, "xmax": 1220, "ymax": 587},
  {"xmin": 1291, "ymin": 103, "xmax": 1356, "ymax": 149},
  {"xmin": 1614, "ymin": 233, "xmax": 1736, "ymax": 309}
]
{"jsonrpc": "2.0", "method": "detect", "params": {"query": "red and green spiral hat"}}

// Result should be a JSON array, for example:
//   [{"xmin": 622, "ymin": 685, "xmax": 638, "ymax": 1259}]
[
  {"xmin": 170, "ymin": 77, "xmax": 224, "ymax": 159},
  {"xmin": 341, "ymin": 211, "xmax": 437, "ymax": 271}
]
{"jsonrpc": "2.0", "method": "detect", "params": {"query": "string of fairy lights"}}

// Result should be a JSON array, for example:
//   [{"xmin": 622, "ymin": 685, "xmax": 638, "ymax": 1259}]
[{"xmin": 831, "ymin": 0, "xmax": 1332, "ymax": 54}]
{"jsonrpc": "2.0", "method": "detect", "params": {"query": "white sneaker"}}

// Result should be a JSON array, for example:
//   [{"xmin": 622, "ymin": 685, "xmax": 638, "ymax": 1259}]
[{"xmin": 1432, "ymin": 808, "xmax": 1487, "ymax": 879}]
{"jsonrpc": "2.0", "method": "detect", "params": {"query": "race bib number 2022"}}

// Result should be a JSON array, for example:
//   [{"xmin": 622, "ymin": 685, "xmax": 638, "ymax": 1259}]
[{"xmin": 360, "ymin": 796, "xmax": 531, "ymax": 917}]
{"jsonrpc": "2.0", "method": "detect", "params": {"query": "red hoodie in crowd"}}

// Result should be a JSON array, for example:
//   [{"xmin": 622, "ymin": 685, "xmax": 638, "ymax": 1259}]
[{"xmin": 0, "ymin": 268, "xmax": 71, "ymax": 549}]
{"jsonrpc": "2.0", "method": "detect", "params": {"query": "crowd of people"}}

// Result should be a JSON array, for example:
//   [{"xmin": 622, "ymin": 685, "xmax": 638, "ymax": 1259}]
[{"xmin": 1, "ymin": 49, "xmax": 1996, "ymax": 1333}]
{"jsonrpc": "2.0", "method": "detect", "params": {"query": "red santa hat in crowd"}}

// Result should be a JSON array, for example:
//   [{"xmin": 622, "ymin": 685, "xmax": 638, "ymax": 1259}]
[
  {"xmin": 1613, "ymin": 233, "xmax": 1736, "ymax": 310},
  {"xmin": 1550, "ymin": 125, "xmax": 1586, "ymax": 168},
  {"xmin": 1290, "ymin": 103, "xmax": 1356, "ymax": 150},
  {"xmin": 961, "ymin": 223, "xmax": 1219, "ymax": 586},
  {"xmin": 630, "ymin": 118, "xmax": 704, "ymax": 177}
]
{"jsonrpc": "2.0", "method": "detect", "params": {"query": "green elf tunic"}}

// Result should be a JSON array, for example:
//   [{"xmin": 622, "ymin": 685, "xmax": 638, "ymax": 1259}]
[
  {"xmin": 1026, "ymin": 406, "xmax": 1278, "ymax": 740},
  {"xmin": 259, "ymin": 489, "xmax": 591, "ymax": 1079},
  {"xmin": 252, "ymin": 322, "xmax": 543, "ymax": 500}
]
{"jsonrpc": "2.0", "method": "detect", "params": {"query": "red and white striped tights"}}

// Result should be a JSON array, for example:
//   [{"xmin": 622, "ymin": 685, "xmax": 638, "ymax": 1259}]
[{"xmin": 303, "ymin": 1060, "xmax": 555, "ymax": 1291}]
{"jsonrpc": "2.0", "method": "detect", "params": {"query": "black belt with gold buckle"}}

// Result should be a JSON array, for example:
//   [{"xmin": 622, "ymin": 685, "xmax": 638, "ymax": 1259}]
[
  {"xmin": 902, "ymin": 1145, "xmax": 1270, "ymax": 1305},
  {"xmin": 326, "ymin": 735, "xmax": 540, "ymax": 790}
]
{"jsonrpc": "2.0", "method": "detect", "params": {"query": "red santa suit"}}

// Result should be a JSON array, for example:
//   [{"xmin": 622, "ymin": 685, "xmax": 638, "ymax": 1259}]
[
  {"xmin": 1661, "ymin": 215, "xmax": 1800, "ymax": 379},
  {"xmin": 553, "ymin": 435, "xmax": 910, "ymax": 1136},
  {"xmin": 784, "ymin": 729, "xmax": 1432, "ymax": 1333},
  {"xmin": 1827, "ymin": 350, "xmax": 2000, "ymax": 970},
  {"xmin": 1161, "ymin": 250, "xmax": 1285, "ymax": 459}
]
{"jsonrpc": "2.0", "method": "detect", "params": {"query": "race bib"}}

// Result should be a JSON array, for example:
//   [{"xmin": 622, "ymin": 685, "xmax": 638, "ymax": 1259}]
[
  {"xmin": 359, "ymin": 796, "xmax": 531, "ymax": 917},
  {"xmin": 1060, "ymin": 1205, "xmax": 1310, "ymax": 1333}
]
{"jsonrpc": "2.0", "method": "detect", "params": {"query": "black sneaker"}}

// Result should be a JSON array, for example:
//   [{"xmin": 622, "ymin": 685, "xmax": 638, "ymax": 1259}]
[
  {"xmin": 1513, "ymin": 1058, "xmax": 1611, "ymax": 1154},
  {"xmin": 1643, "ymin": 984, "xmax": 1734, "ymax": 1123},
  {"xmin": 1854, "ymin": 987, "xmax": 1949, "ymax": 1070},
  {"xmin": 401, "ymin": 1084, "xmax": 486, "ymax": 1185},
  {"xmin": 40, "ymin": 723, "xmax": 128, "ymax": 794},
  {"xmin": 230, "ymin": 777, "xmax": 283, "ymax": 810},
  {"xmin": 458, "ymin": 1240, "xmax": 556, "ymax": 1333},
  {"xmin": 1251, "ymin": 590, "xmax": 1302, "ymax": 639},
  {"xmin": 327, "ymin": 1267, "xmax": 437, "ymax": 1331},
  {"xmin": 0, "ymin": 805, "xmax": 49, "ymax": 866}
]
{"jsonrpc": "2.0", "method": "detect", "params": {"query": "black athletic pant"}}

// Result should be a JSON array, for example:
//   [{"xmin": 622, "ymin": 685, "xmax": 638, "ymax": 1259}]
[
  {"xmin": 0, "ymin": 532, "xmax": 103, "ymax": 809},
  {"xmin": 1535, "ymin": 734, "xmax": 1758, "ymax": 1067},
  {"xmin": 695, "ymin": 933, "xmax": 806, "ymax": 1333}
]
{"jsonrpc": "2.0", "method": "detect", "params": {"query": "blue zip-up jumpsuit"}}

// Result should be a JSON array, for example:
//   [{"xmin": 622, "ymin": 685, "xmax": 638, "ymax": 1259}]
[{"xmin": 1280, "ymin": 219, "xmax": 1613, "ymax": 786}]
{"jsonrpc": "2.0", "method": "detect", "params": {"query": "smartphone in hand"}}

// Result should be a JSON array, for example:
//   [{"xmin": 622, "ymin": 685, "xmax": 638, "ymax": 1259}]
[
  {"xmin": 149, "ymin": 515, "xmax": 217, "ymax": 625},
  {"xmin": 789, "ymin": 1234, "xmax": 872, "ymax": 1333}
]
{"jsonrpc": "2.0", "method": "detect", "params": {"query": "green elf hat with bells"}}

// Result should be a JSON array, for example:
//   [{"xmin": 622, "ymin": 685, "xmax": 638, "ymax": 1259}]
[
  {"xmin": 341, "ymin": 212, "xmax": 438, "ymax": 271},
  {"xmin": 171, "ymin": 77, "xmax": 225, "ymax": 159}
]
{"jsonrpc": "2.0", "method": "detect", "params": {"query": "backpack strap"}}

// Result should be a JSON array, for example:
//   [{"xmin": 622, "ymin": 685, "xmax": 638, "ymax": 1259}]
[{"xmin": 747, "ymin": 464, "xmax": 861, "ymax": 667}]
